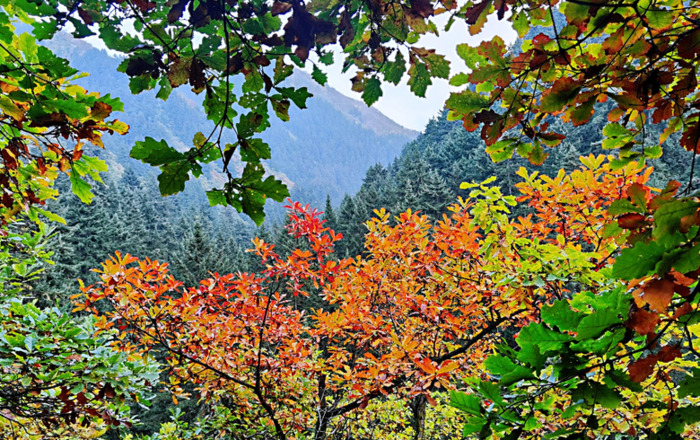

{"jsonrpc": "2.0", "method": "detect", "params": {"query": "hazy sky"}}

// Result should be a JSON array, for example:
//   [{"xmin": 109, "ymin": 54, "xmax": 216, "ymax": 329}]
[
  {"xmin": 314, "ymin": 15, "xmax": 517, "ymax": 131},
  {"xmin": 84, "ymin": 12, "xmax": 517, "ymax": 132}
]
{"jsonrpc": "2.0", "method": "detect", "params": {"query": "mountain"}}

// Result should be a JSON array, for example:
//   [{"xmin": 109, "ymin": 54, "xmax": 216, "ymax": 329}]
[
  {"xmin": 46, "ymin": 32, "xmax": 417, "ymax": 219},
  {"xmin": 328, "ymin": 107, "xmax": 695, "ymax": 258}
]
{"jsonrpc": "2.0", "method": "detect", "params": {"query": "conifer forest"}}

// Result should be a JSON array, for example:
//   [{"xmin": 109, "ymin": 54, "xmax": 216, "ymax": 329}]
[{"xmin": 1, "ymin": 1, "xmax": 700, "ymax": 439}]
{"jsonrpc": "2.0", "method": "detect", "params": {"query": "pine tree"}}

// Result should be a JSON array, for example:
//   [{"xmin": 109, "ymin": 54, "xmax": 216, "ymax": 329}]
[
  {"xmin": 419, "ymin": 170, "xmax": 455, "ymax": 219},
  {"xmin": 174, "ymin": 217, "xmax": 228, "ymax": 286},
  {"xmin": 337, "ymin": 196, "xmax": 365, "ymax": 258},
  {"xmin": 323, "ymin": 195, "xmax": 338, "ymax": 233}
]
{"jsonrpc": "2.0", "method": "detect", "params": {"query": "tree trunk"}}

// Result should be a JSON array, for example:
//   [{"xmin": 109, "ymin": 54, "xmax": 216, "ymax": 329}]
[
  {"xmin": 314, "ymin": 373, "xmax": 329, "ymax": 440},
  {"xmin": 409, "ymin": 394, "xmax": 427, "ymax": 440}
]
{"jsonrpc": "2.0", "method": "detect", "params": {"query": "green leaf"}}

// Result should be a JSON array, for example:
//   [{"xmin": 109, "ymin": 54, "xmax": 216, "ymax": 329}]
[
  {"xmin": 424, "ymin": 53, "xmax": 450, "ymax": 79},
  {"xmin": 311, "ymin": 65, "xmax": 327, "ymax": 85},
  {"xmin": 240, "ymin": 138, "xmax": 271, "ymax": 163},
  {"xmin": 592, "ymin": 382, "xmax": 622, "ymax": 409},
  {"xmin": 242, "ymin": 72, "xmax": 264, "ymax": 93},
  {"xmin": 516, "ymin": 339, "xmax": 546, "ymax": 369},
  {"xmin": 678, "ymin": 369, "xmax": 700, "ymax": 398},
  {"xmin": 485, "ymin": 139, "xmax": 517, "ymax": 162},
  {"xmin": 607, "ymin": 368, "xmax": 643, "ymax": 392},
  {"xmin": 449, "ymin": 72, "xmax": 471, "ymax": 87},
  {"xmin": 278, "ymin": 86, "xmax": 312, "ymax": 109},
  {"xmin": 576, "ymin": 309, "xmax": 623, "ymax": 340},
  {"xmin": 463, "ymin": 416, "xmax": 488, "ymax": 436},
  {"xmin": 484, "ymin": 355, "xmax": 535, "ymax": 386},
  {"xmin": 228, "ymin": 163, "xmax": 290, "ymax": 225},
  {"xmin": 131, "ymin": 137, "xmax": 184, "ymax": 166},
  {"xmin": 18, "ymin": 32, "xmax": 38, "ymax": 64},
  {"xmin": 517, "ymin": 323, "xmax": 572, "ymax": 354},
  {"xmin": 74, "ymin": 156, "xmax": 109, "ymax": 183},
  {"xmin": 668, "ymin": 406, "xmax": 700, "ymax": 435},
  {"xmin": 446, "ymin": 90, "xmax": 490, "ymax": 116},
  {"xmin": 206, "ymin": 189, "xmax": 228, "ymax": 207},
  {"xmin": 272, "ymin": 98, "xmax": 291, "ymax": 121},
  {"xmin": 608, "ymin": 198, "xmax": 645, "ymax": 215},
  {"xmin": 157, "ymin": 161, "xmax": 191, "ymax": 196},
  {"xmin": 362, "ymin": 77, "xmax": 382, "ymax": 106},
  {"xmin": 612, "ymin": 240, "xmax": 666, "ymax": 280},
  {"xmin": 407, "ymin": 62, "xmax": 431, "ymax": 97},
  {"xmin": 541, "ymin": 300, "xmax": 582, "ymax": 332},
  {"xmin": 450, "ymin": 391, "xmax": 482, "ymax": 415},
  {"xmin": 456, "ymin": 44, "xmax": 485, "ymax": 70},
  {"xmin": 653, "ymin": 200, "xmax": 700, "ymax": 237},
  {"xmin": 513, "ymin": 12, "xmax": 529, "ymax": 38},
  {"xmin": 675, "ymin": 245, "xmax": 700, "ymax": 273},
  {"xmin": 69, "ymin": 171, "xmax": 94, "ymax": 204},
  {"xmin": 571, "ymin": 328, "xmax": 625, "ymax": 355},
  {"xmin": 383, "ymin": 51, "xmax": 406, "ymax": 85},
  {"xmin": 540, "ymin": 78, "xmax": 581, "ymax": 113},
  {"xmin": 647, "ymin": 9, "xmax": 674, "ymax": 29},
  {"xmin": 474, "ymin": 379, "xmax": 504, "ymax": 407}
]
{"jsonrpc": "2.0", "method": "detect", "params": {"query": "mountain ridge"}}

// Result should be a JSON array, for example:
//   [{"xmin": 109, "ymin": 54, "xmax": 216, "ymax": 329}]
[{"xmin": 46, "ymin": 32, "xmax": 418, "ymax": 213}]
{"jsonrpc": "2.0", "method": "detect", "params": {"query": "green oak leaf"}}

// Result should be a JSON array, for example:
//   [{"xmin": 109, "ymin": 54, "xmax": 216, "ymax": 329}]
[
  {"xmin": 450, "ymin": 391, "xmax": 482, "ymax": 415},
  {"xmin": 541, "ymin": 300, "xmax": 582, "ymax": 332},
  {"xmin": 576, "ymin": 309, "xmax": 623, "ymax": 340},
  {"xmin": 131, "ymin": 137, "xmax": 184, "ymax": 166},
  {"xmin": 612, "ymin": 240, "xmax": 666, "ymax": 280},
  {"xmin": 362, "ymin": 77, "xmax": 383, "ymax": 106},
  {"xmin": 69, "ymin": 171, "xmax": 94, "ymax": 204},
  {"xmin": 408, "ymin": 62, "xmax": 431, "ymax": 97},
  {"xmin": 157, "ymin": 160, "xmax": 191, "ymax": 196}
]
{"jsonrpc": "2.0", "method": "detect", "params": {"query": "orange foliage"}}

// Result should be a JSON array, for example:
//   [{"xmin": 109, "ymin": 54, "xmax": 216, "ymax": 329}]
[{"xmin": 77, "ymin": 156, "xmax": 651, "ymax": 439}]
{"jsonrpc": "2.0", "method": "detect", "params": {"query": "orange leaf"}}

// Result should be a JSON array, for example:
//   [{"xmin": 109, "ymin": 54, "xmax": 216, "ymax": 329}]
[
  {"xmin": 673, "ymin": 302, "xmax": 693, "ymax": 319},
  {"xmin": 416, "ymin": 357, "xmax": 436, "ymax": 375},
  {"xmin": 641, "ymin": 279, "xmax": 675, "ymax": 312},
  {"xmin": 627, "ymin": 309, "xmax": 659, "ymax": 335},
  {"xmin": 437, "ymin": 361, "xmax": 459, "ymax": 375}
]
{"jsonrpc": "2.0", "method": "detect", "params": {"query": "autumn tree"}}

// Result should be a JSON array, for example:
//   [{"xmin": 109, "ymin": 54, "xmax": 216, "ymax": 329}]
[
  {"xmin": 436, "ymin": 1, "xmax": 700, "ymax": 439},
  {"xmin": 75, "ymin": 154, "xmax": 656, "ymax": 439},
  {"xmin": 0, "ymin": 5, "xmax": 162, "ymax": 437},
  {"xmin": 4, "ymin": 0, "xmax": 700, "ymax": 439}
]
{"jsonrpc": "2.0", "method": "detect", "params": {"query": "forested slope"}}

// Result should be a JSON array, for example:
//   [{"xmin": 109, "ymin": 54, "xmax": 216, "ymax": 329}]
[
  {"xmin": 47, "ymin": 33, "xmax": 416, "ymax": 211},
  {"xmin": 325, "ymin": 107, "xmax": 694, "ymax": 258}
]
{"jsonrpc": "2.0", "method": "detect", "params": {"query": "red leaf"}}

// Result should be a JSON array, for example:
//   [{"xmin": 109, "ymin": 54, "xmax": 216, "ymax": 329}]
[
  {"xmin": 77, "ymin": 7, "xmax": 94, "ymax": 25},
  {"xmin": 102, "ymin": 383, "xmax": 116, "ymax": 399},
  {"xmin": 474, "ymin": 110, "xmax": 500, "ymax": 123},
  {"xmin": 465, "ymin": 0, "xmax": 490, "ymax": 25},
  {"xmin": 658, "ymin": 344, "xmax": 681, "ymax": 363},
  {"xmin": 76, "ymin": 392, "xmax": 88, "ymax": 405},
  {"xmin": 678, "ymin": 29, "xmax": 700, "ymax": 60},
  {"xmin": 627, "ymin": 309, "xmax": 659, "ymax": 335},
  {"xmin": 410, "ymin": 0, "xmax": 434, "ymax": 18},
  {"xmin": 673, "ymin": 302, "xmax": 693, "ymax": 319},
  {"xmin": 680, "ymin": 118, "xmax": 700, "ymax": 153},
  {"xmin": 628, "ymin": 355, "xmax": 658, "ymax": 382},
  {"xmin": 271, "ymin": 1, "xmax": 292, "ymax": 16},
  {"xmin": 617, "ymin": 213, "xmax": 647, "ymax": 229}
]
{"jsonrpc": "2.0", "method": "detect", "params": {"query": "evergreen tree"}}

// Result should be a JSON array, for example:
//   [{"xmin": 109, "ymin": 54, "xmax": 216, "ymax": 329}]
[
  {"xmin": 419, "ymin": 170, "xmax": 455, "ymax": 219},
  {"xmin": 323, "ymin": 195, "xmax": 339, "ymax": 233},
  {"xmin": 336, "ymin": 195, "xmax": 365, "ymax": 258},
  {"xmin": 173, "ymin": 216, "xmax": 244, "ymax": 286}
]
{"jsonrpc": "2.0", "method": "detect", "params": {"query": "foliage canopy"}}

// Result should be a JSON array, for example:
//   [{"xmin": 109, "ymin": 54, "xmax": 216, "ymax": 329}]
[{"xmin": 1, "ymin": 0, "xmax": 700, "ymax": 439}]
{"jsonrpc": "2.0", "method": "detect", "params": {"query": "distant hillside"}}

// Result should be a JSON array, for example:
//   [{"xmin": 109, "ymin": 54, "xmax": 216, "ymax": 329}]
[
  {"xmin": 47, "ymin": 33, "xmax": 417, "ymax": 218},
  {"xmin": 327, "ymin": 107, "xmax": 695, "ymax": 258}
]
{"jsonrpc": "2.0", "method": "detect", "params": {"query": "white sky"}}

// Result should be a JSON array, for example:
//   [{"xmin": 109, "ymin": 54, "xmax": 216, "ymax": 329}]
[
  {"xmin": 316, "ymin": 15, "xmax": 517, "ymax": 131},
  {"xmin": 84, "ymin": 12, "xmax": 517, "ymax": 132}
]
